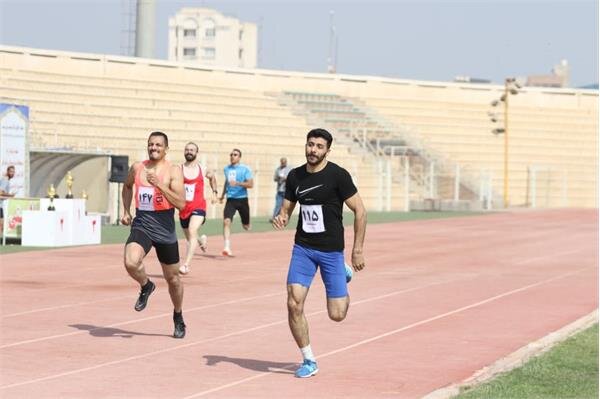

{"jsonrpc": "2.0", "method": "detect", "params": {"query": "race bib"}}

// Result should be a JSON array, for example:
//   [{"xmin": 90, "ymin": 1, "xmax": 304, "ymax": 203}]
[
  {"xmin": 228, "ymin": 170, "xmax": 237, "ymax": 183},
  {"xmin": 301, "ymin": 204, "xmax": 325, "ymax": 233},
  {"xmin": 138, "ymin": 186, "xmax": 155, "ymax": 211},
  {"xmin": 184, "ymin": 183, "xmax": 195, "ymax": 202}
]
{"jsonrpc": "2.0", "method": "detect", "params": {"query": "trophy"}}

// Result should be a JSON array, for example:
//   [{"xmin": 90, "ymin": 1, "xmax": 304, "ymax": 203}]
[
  {"xmin": 81, "ymin": 189, "xmax": 88, "ymax": 200},
  {"xmin": 47, "ymin": 184, "xmax": 56, "ymax": 211},
  {"xmin": 65, "ymin": 171, "xmax": 74, "ymax": 199}
]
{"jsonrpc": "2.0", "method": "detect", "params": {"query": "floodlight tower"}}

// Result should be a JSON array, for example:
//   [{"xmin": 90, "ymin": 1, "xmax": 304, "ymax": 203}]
[{"xmin": 489, "ymin": 77, "xmax": 521, "ymax": 207}]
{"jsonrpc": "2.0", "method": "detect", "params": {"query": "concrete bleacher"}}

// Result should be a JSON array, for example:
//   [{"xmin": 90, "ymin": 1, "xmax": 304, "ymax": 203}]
[
  {"xmin": 0, "ymin": 48, "xmax": 404, "ymax": 218},
  {"xmin": 362, "ymin": 91, "xmax": 598, "ymax": 208},
  {"xmin": 1, "ymin": 45, "xmax": 596, "ymax": 214}
]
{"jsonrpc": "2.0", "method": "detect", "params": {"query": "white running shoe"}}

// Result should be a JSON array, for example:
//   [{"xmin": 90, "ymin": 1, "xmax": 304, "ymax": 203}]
[
  {"xmin": 179, "ymin": 264, "xmax": 190, "ymax": 275},
  {"xmin": 222, "ymin": 247, "xmax": 233, "ymax": 257},
  {"xmin": 198, "ymin": 234, "xmax": 208, "ymax": 252}
]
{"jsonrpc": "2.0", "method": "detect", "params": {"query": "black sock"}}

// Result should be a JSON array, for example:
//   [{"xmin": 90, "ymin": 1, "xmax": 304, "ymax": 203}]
[
  {"xmin": 173, "ymin": 310, "xmax": 183, "ymax": 322},
  {"xmin": 142, "ymin": 280, "xmax": 152, "ymax": 290}
]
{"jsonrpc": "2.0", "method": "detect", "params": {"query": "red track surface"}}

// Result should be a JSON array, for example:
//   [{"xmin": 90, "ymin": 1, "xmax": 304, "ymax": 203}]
[{"xmin": 0, "ymin": 209, "xmax": 597, "ymax": 398}]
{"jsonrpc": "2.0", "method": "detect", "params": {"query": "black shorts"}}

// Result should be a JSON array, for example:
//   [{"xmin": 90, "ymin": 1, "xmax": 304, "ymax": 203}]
[
  {"xmin": 224, "ymin": 198, "xmax": 250, "ymax": 225},
  {"xmin": 179, "ymin": 209, "xmax": 206, "ymax": 229},
  {"xmin": 126, "ymin": 228, "xmax": 179, "ymax": 265}
]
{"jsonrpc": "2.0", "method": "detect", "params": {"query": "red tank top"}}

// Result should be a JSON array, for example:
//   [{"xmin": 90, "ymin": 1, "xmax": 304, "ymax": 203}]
[
  {"xmin": 134, "ymin": 160, "xmax": 174, "ymax": 211},
  {"xmin": 180, "ymin": 164, "xmax": 206, "ymax": 219}
]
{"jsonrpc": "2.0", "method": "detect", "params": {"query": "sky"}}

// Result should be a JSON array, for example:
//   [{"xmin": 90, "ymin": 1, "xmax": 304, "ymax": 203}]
[{"xmin": 0, "ymin": 0, "xmax": 598, "ymax": 87}]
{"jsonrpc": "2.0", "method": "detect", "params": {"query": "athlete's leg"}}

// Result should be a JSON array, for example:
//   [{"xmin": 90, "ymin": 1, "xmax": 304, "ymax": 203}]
[
  {"xmin": 286, "ymin": 245, "xmax": 318, "ymax": 347},
  {"xmin": 239, "ymin": 198, "xmax": 251, "ymax": 231},
  {"xmin": 222, "ymin": 217, "xmax": 232, "ymax": 255},
  {"xmin": 182, "ymin": 215, "xmax": 205, "ymax": 270},
  {"xmin": 287, "ymin": 283, "xmax": 310, "ymax": 347},
  {"xmin": 156, "ymin": 241, "xmax": 185, "ymax": 338},
  {"xmin": 124, "ymin": 242, "xmax": 148, "ymax": 284},
  {"xmin": 161, "ymin": 258, "xmax": 186, "ymax": 338},
  {"xmin": 124, "ymin": 230, "xmax": 151, "ymax": 286},
  {"xmin": 124, "ymin": 230, "xmax": 155, "ymax": 312},
  {"xmin": 318, "ymin": 250, "xmax": 350, "ymax": 322},
  {"xmin": 327, "ymin": 296, "xmax": 350, "ymax": 322},
  {"xmin": 223, "ymin": 200, "xmax": 235, "ymax": 255},
  {"xmin": 287, "ymin": 244, "xmax": 319, "ymax": 377},
  {"xmin": 289, "ymin": 283, "xmax": 320, "ymax": 377},
  {"xmin": 155, "ymin": 241, "xmax": 183, "ymax": 311},
  {"xmin": 161, "ymin": 261, "xmax": 183, "ymax": 312}
]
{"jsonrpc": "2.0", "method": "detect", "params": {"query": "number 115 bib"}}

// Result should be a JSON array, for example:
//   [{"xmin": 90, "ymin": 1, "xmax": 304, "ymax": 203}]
[{"xmin": 300, "ymin": 204, "xmax": 325, "ymax": 233}]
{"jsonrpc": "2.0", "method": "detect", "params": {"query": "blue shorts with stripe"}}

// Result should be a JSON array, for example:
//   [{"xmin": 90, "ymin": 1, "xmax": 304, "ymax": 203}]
[{"xmin": 287, "ymin": 244, "xmax": 348, "ymax": 298}]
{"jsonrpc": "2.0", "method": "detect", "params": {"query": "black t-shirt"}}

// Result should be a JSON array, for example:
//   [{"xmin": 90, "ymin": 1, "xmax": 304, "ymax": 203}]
[{"xmin": 285, "ymin": 161, "xmax": 357, "ymax": 251}]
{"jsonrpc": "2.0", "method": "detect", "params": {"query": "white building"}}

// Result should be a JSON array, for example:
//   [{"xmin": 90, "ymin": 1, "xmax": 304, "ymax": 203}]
[{"xmin": 168, "ymin": 8, "xmax": 257, "ymax": 69}]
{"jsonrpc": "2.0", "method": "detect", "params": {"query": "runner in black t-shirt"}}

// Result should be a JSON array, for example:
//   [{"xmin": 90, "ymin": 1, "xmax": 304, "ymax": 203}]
[{"xmin": 272, "ymin": 128, "xmax": 367, "ymax": 378}]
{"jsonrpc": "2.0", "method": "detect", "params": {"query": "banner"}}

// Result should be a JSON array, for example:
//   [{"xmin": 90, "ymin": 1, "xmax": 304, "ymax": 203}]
[
  {"xmin": 0, "ymin": 103, "xmax": 29, "ymax": 197},
  {"xmin": 2, "ymin": 197, "xmax": 40, "ymax": 240}
]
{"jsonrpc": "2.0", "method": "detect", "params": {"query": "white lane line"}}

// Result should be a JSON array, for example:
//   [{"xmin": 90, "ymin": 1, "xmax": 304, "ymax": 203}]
[
  {"xmin": 0, "ymin": 278, "xmax": 459, "ymax": 389},
  {"xmin": 0, "ymin": 292, "xmax": 282, "ymax": 350},
  {"xmin": 2, "ymin": 295, "xmax": 133, "ymax": 318},
  {"xmin": 514, "ymin": 249, "xmax": 584, "ymax": 265},
  {"xmin": 1, "ymin": 268, "xmax": 281, "ymax": 318},
  {"xmin": 2, "ymin": 243, "xmax": 590, "ymax": 345},
  {"xmin": 182, "ymin": 266, "xmax": 592, "ymax": 398}
]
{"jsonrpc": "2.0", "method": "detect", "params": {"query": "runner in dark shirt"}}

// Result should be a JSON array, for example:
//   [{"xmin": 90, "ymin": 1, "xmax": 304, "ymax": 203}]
[{"xmin": 272, "ymin": 128, "xmax": 367, "ymax": 378}]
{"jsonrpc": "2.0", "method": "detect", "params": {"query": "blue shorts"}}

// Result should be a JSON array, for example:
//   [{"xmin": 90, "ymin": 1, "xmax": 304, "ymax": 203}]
[
  {"xmin": 179, "ymin": 209, "xmax": 206, "ymax": 229},
  {"xmin": 287, "ymin": 244, "xmax": 348, "ymax": 299}
]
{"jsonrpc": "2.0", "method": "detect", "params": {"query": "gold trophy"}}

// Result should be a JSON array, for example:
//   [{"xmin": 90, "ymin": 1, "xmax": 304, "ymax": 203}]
[
  {"xmin": 65, "ymin": 171, "xmax": 74, "ymax": 199},
  {"xmin": 81, "ymin": 189, "xmax": 88, "ymax": 200},
  {"xmin": 47, "ymin": 184, "xmax": 56, "ymax": 211}
]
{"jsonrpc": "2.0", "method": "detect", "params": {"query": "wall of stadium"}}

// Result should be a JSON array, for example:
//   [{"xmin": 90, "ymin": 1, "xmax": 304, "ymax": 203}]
[{"xmin": 0, "ymin": 45, "xmax": 596, "ymax": 214}]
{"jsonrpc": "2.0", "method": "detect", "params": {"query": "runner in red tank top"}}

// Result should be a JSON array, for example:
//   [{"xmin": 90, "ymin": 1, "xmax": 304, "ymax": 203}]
[
  {"xmin": 179, "ymin": 142, "xmax": 218, "ymax": 274},
  {"xmin": 121, "ymin": 131, "xmax": 188, "ymax": 339}
]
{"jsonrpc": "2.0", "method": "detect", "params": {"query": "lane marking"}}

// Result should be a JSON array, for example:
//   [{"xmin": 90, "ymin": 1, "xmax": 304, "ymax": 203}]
[
  {"xmin": 0, "ymin": 292, "xmax": 282, "ymax": 349},
  {"xmin": 0, "ymin": 278, "xmax": 460, "ymax": 389},
  {"xmin": 0, "ymin": 245, "xmax": 591, "ymax": 346},
  {"xmin": 183, "ymin": 267, "xmax": 592, "ymax": 398},
  {"xmin": 1, "ymin": 267, "xmax": 593, "ymax": 391},
  {"xmin": 2, "ymin": 295, "xmax": 132, "ymax": 318}
]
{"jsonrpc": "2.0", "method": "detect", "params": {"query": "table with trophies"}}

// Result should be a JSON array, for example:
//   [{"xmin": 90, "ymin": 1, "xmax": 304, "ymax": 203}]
[{"xmin": 20, "ymin": 171, "xmax": 101, "ymax": 247}]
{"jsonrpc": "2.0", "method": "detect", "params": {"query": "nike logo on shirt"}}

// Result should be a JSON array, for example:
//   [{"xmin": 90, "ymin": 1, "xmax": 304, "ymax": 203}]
[{"xmin": 296, "ymin": 184, "xmax": 323, "ymax": 197}]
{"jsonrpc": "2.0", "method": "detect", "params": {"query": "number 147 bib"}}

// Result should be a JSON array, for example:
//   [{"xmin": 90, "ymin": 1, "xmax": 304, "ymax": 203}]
[{"xmin": 301, "ymin": 204, "xmax": 325, "ymax": 233}]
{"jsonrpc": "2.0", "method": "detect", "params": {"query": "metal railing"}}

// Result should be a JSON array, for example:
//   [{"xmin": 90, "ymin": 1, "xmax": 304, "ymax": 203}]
[{"xmin": 278, "ymin": 91, "xmax": 500, "ymax": 205}]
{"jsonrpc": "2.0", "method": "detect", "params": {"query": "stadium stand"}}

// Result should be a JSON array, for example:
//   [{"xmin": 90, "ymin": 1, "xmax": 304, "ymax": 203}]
[{"xmin": 0, "ymin": 45, "xmax": 596, "ymax": 220}]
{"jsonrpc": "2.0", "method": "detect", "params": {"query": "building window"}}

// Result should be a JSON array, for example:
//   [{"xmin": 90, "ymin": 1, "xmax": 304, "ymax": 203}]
[
  {"xmin": 203, "ymin": 47, "xmax": 215, "ymax": 59},
  {"xmin": 183, "ymin": 29, "xmax": 196, "ymax": 37},
  {"xmin": 239, "ymin": 30, "xmax": 243, "ymax": 40},
  {"xmin": 238, "ymin": 48, "xmax": 243, "ymax": 59},
  {"xmin": 204, "ymin": 18, "xmax": 216, "ymax": 38},
  {"xmin": 183, "ymin": 47, "xmax": 196, "ymax": 58}
]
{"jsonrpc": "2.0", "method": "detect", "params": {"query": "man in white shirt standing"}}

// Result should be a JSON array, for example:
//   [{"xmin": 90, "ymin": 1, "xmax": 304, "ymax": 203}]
[{"xmin": 0, "ymin": 165, "xmax": 16, "ymax": 232}]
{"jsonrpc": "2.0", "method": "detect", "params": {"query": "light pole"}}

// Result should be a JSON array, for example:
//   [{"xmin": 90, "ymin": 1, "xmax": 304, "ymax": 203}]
[{"xmin": 489, "ymin": 77, "xmax": 520, "ymax": 207}]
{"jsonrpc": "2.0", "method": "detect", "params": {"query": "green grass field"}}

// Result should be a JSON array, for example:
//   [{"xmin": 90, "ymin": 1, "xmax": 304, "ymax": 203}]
[
  {"xmin": 455, "ymin": 324, "xmax": 599, "ymax": 399},
  {"xmin": 0, "ymin": 210, "xmax": 480, "ymax": 254}
]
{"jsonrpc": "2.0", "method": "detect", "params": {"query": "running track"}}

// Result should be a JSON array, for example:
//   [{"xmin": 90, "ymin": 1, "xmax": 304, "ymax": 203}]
[{"xmin": 0, "ymin": 209, "xmax": 597, "ymax": 398}]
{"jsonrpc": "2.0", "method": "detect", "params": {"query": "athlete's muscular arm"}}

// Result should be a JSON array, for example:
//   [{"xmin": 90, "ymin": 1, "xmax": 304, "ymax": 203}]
[
  {"xmin": 147, "ymin": 165, "xmax": 186, "ymax": 210},
  {"xmin": 219, "ymin": 179, "xmax": 227, "ymax": 204},
  {"xmin": 120, "ymin": 163, "xmax": 138, "ymax": 225},
  {"xmin": 272, "ymin": 198, "xmax": 296, "ymax": 230},
  {"xmin": 205, "ymin": 169, "xmax": 218, "ymax": 204},
  {"xmin": 344, "ymin": 192, "xmax": 367, "ymax": 272}
]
